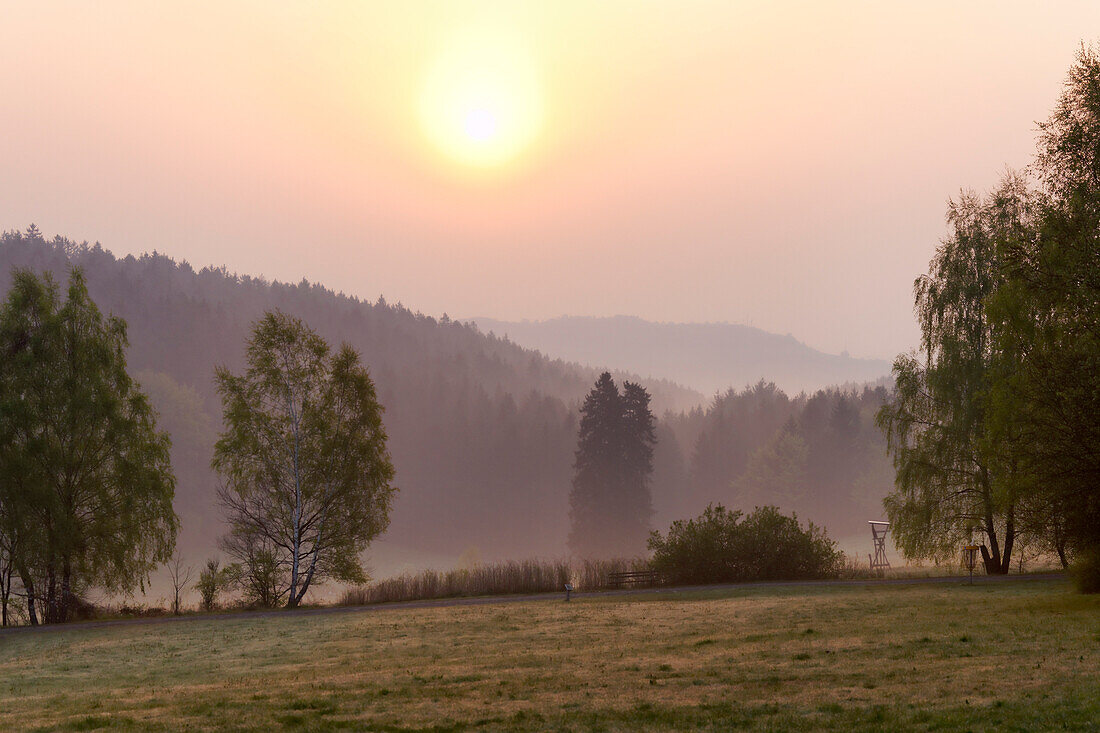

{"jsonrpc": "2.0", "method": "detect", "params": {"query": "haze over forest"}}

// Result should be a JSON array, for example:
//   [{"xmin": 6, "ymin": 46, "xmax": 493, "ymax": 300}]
[
  {"xmin": 2, "ymin": 231, "xmax": 895, "ymax": 580},
  {"xmin": 4, "ymin": 3, "xmax": 1099, "ymax": 362},
  {"xmin": 470, "ymin": 316, "xmax": 891, "ymax": 395},
  {"xmin": 4, "ymin": 3, "xmax": 1096, "ymax": 605},
  {"xmin": 4, "ymin": 6, "xmax": 1100, "ymax": 731}
]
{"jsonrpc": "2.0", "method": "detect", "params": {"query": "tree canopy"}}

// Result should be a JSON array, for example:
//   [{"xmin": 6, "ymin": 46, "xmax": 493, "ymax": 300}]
[
  {"xmin": 877, "ymin": 182, "xmax": 1029, "ymax": 574},
  {"xmin": 213, "ymin": 311, "xmax": 396, "ymax": 607},
  {"xmin": 881, "ymin": 45, "xmax": 1100, "ymax": 586},
  {"xmin": 989, "ymin": 46, "xmax": 1100, "ymax": 585},
  {"xmin": 0, "ymin": 268, "xmax": 176, "ymax": 624}
]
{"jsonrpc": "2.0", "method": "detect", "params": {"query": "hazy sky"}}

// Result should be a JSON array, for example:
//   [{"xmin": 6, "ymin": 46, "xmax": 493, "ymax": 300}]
[{"xmin": 2, "ymin": 2, "xmax": 1097, "ymax": 359}]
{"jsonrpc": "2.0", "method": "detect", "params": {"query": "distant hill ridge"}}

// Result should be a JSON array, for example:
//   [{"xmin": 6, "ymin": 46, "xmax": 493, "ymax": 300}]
[{"xmin": 468, "ymin": 315, "xmax": 891, "ymax": 395}]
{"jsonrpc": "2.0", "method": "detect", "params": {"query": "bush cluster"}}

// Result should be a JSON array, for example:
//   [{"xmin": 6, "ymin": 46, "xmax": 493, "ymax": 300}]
[
  {"xmin": 1071, "ymin": 549, "xmax": 1100, "ymax": 594},
  {"xmin": 647, "ymin": 504, "xmax": 842, "ymax": 585}
]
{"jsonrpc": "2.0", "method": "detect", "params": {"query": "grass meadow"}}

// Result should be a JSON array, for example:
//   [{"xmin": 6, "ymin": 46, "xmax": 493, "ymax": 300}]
[{"xmin": 0, "ymin": 577, "xmax": 1097, "ymax": 731}]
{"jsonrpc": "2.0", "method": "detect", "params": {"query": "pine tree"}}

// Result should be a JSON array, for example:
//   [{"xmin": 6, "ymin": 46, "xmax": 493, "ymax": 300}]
[
  {"xmin": 621, "ymin": 380, "xmax": 656, "ymax": 547},
  {"xmin": 568, "ymin": 373, "xmax": 656, "ymax": 557}
]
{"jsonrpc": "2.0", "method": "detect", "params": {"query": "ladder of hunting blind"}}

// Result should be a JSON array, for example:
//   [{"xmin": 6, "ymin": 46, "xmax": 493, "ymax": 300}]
[{"xmin": 869, "ymin": 521, "xmax": 890, "ymax": 574}]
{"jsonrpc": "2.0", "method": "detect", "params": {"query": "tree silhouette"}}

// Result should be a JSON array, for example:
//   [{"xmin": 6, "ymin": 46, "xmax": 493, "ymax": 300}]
[{"xmin": 568, "ymin": 373, "xmax": 655, "ymax": 557}]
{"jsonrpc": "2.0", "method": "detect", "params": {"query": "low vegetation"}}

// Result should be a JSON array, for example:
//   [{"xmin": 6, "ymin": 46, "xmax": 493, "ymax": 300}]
[
  {"xmin": 1, "ymin": 577, "xmax": 1095, "ymax": 731},
  {"xmin": 343, "ymin": 506, "xmax": 843, "ymax": 608},
  {"xmin": 649, "ymin": 505, "xmax": 843, "ymax": 585},
  {"xmin": 340, "ymin": 558, "xmax": 648, "ymax": 606}
]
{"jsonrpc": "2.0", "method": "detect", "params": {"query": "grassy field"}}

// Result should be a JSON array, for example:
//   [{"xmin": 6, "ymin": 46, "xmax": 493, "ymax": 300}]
[{"xmin": 1, "ymin": 577, "xmax": 1097, "ymax": 731}]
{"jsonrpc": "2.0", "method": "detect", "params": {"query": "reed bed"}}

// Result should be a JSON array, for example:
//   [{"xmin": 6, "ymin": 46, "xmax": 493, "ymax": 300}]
[{"xmin": 339, "ymin": 557, "xmax": 651, "ymax": 606}]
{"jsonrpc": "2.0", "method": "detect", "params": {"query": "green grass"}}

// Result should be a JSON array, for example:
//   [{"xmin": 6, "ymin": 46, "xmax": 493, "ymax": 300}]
[{"xmin": 1, "ymin": 577, "xmax": 1097, "ymax": 731}]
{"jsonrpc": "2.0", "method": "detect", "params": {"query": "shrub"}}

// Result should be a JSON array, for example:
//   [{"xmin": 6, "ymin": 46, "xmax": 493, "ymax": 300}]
[
  {"xmin": 195, "ymin": 559, "xmax": 230, "ymax": 612},
  {"xmin": 112, "ymin": 603, "xmax": 168, "ymax": 618},
  {"xmin": 223, "ymin": 544, "xmax": 284, "ymax": 608},
  {"xmin": 648, "ymin": 504, "xmax": 842, "ymax": 585},
  {"xmin": 1070, "ymin": 548, "xmax": 1100, "ymax": 594}
]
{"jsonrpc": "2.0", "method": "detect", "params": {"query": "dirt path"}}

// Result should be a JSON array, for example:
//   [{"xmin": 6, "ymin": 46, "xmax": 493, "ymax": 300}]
[{"xmin": 0, "ymin": 572, "xmax": 1064, "ymax": 636}]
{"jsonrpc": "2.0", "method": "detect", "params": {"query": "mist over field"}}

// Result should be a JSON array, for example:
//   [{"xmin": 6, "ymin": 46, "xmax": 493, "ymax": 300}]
[{"xmin": 4, "ymin": 6, "xmax": 1100, "ymax": 731}]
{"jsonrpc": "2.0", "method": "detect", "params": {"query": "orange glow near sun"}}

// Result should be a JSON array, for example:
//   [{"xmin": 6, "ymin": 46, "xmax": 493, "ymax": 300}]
[{"xmin": 418, "ymin": 26, "xmax": 544, "ymax": 169}]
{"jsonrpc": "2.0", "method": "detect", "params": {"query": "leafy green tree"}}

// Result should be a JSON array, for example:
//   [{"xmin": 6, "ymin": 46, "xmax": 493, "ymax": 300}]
[
  {"xmin": 878, "ymin": 182, "xmax": 1029, "ymax": 574},
  {"xmin": 0, "ymin": 268, "xmax": 177, "ymax": 623},
  {"xmin": 568, "ymin": 373, "xmax": 655, "ymax": 557},
  {"xmin": 213, "ymin": 311, "xmax": 396, "ymax": 608},
  {"xmin": 990, "ymin": 46, "xmax": 1100, "ymax": 585}
]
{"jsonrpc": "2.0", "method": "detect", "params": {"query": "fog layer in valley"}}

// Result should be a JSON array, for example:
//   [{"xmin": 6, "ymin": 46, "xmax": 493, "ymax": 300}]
[
  {"xmin": 1, "ymin": 232, "xmax": 896, "ymax": 586},
  {"xmin": 470, "ymin": 316, "xmax": 891, "ymax": 396}
]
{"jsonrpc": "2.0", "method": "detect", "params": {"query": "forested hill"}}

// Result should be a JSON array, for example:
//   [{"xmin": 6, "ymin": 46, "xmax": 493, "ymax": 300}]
[
  {"xmin": 470, "ymin": 316, "xmax": 891, "ymax": 395},
  {"xmin": 0, "ymin": 230, "xmax": 702, "ymax": 568},
  {"xmin": 2, "ymin": 230, "xmax": 896, "ymax": 574}
]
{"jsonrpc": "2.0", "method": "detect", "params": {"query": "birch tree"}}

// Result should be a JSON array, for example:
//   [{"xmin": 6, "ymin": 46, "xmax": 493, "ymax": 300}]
[
  {"xmin": 0, "ymin": 268, "xmax": 177, "ymax": 623},
  {"xmin": 213, "ymin": 311, "xmax": 395, "ymax": 608},
  {"xmin": 989, "ymin": 46, "xmax": 1100, "ymax": 585},
  {"xmin": 877, "ymin": 181, "xmax": 1030, "ymax": 574}
]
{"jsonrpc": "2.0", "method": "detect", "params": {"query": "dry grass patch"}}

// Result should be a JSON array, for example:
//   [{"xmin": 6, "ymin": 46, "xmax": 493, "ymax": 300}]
[{"xmin": 0, "ymin": 577, "xmax": 1097, "ymax": 731}]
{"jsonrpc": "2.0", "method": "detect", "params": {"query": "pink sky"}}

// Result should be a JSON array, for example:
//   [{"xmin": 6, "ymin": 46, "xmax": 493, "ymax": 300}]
[{"xmin": 2, "ymin": 2, "xmax": 1097, "ymax": 359}]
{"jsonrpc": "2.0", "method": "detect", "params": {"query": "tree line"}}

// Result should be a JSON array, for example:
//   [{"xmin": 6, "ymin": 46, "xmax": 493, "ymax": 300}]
[{"xmin": 0, "ymin": 232, "xmax": 696, "ymax": 565}]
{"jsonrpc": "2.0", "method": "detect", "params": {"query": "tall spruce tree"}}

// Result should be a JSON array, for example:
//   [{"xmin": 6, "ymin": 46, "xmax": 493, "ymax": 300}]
[
  {"xmin": 568, "ymin": 373, "xmax": 655, "ymax": 557},
  {"xmin": 621, "ymin": 380, "xmax": 657, "ymax": 541}
]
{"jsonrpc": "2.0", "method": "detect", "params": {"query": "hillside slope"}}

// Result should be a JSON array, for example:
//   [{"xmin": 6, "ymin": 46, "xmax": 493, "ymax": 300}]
[
  {"xmin": 0, "ymin": 231, "xmax": 701, "ymax": 570},
  {"xmin": 2, "ymin": 230, "xmax": 896, "ymax": 582},
  {"xmin": 470, "ymin": 316, "xmax": 891, "ymax": 395}
]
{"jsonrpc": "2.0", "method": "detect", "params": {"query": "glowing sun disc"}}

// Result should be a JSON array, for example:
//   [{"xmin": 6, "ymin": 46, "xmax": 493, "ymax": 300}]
[{"xmin": 419, "ymin": 28, "xmax": 543, "ymax": 168}]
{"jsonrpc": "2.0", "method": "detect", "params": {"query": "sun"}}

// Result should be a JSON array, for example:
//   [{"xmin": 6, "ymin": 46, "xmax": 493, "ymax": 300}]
[{"xmin": 419, "ymin": 27, "xmax": 543, "ymax": 169}]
